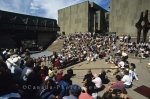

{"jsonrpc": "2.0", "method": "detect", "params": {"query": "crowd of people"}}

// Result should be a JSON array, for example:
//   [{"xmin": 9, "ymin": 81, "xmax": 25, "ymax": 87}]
[
  {"xmin": 0, "ymin": 48, "xmax": 75, "ymax": 99},
  {"xmin": 51, "ymin": 32, "xmax": 114, "ymax": 68},
  {"xmin": 0, "ymin": 32, "xmax": 150, "ymax": 99},
  {"xmin": 50, "ymin": 33, "xmax": 149, "ymax": 69}
]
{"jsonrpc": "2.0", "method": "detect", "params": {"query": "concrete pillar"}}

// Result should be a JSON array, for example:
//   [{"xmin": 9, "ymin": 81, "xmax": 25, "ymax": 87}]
[
  {"xmin": 93, "ymin": 12, "xmax": 96, "ymax": 32},
  {"xmin": 96, "ymin": 11, "xmax": 101, "ymax": 31}
]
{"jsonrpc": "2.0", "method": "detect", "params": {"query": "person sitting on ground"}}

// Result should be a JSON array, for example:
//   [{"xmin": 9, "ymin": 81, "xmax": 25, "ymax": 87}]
[
  {"xmin": 40, "ymin": 66, "xmax": 49, "ymax": 81},
  {"xmin": 102, "ymin": 88, "xmax": 130, "ymax": 99},
  {"xmin": 117, "ymin": 60, "xmax": 125, "ymax": 74},
  {"xmin": 122, "ymin": 51, "xmax": 128, "ymax": 61},
  {"xmin": 38, "ymin": 78, "xmax": 58, "ymax": 99},
  {"xmin": 86, "ymin": 52, "xmax": 93, "ymax": 63},
  {"xmin": 91, "ymin": 74, "xmax": 103, "ymax": 99},
  {"xmin": 144, "ymin": 47, "xmax": 149, "ymax": 58},
  {"xmin": 108, "ymin": 55, "xmax": 114, "ymax": 64},
  {"xmin": 92, "ymin": 74, "xmax": 102, "ymax": 90},
  {"xmin": 47, "ymin": 67, "xmax": 55, "ymax": 79},
  {"xmin": 63, "ymin": 84, "xmax": 81, "ymax": 99},
  {"xmin": 83, "ymin": 69, "xmax": 93, "ymax": 87},
  {"xmin": 5, "ymin": 54, "xmax": 22, "ymax": 74},
  {"xmin": 55, "ymin": 70, "xmax": 63, "ymax": 82},
  {"xmin": 21, "ymin": 58, "xmax": 42, "ymax": 99},
  {"xmin": 99, "ymin": 69, "xmax": 110, "ymax": 84},
  {"xmin": 121, "ymin": 70, "xmax": 132, "ymax": 88},
  {"xmin": 21, "ymin": 58, "xmax": 34, "ymax": 82},
  {"xmin": 109, "ymin": 75, "xmax": 125, "ymax": 92},
  {"xmin": 129, "ymin": 63, "xmax": 138, "ymax": 81},
  {"xmin": 113, "ymin": 59, "xmax": 125, "ymax": 75},
  {"xmin": 0, "ymin": 60, "xmax": 21, "ymax": 99},
  {"xmin": 58, "ymin": 74, "xmax": 72, "ymax": 98},
  {"xmin": 67, "ymin": 68, "xmax": 74, "ymax": 77},
  {"xmin": 79, "ymin": 86, "xmax": 94, "ymax": 99}
]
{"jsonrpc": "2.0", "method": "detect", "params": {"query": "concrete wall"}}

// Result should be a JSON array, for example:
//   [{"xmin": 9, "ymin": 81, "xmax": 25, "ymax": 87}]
[
  {"xmin": 58, "ymin": 1, "xmax": 89, "ymax": 35},
  {"xmin": 109, "ymin": 0, "xmax": 150, "ymax": 37}
]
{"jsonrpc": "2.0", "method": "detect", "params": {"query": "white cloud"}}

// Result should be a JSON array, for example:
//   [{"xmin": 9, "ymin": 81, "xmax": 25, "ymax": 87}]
[
  {"xmin": 0, "ymin": 0, "xmax": 32, "ymax": 14},
  {"xmin": 0, "ymin": 0, "xmax": 110, "ymax": 19},
  {"xmin": 30, "ymin": 0, "xmax": 87, "ymax": 19}
]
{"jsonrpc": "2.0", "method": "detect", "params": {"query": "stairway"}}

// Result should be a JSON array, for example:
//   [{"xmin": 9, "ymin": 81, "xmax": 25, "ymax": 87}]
[{"xmin": 46, "ymin": 39, "xmax": 64, "ymax": 53}]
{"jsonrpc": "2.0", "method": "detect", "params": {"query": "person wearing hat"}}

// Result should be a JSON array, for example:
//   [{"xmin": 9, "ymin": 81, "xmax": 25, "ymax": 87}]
[{"xmin": 63, "ymin": 84, "xmax": 81, "ymax": 99}]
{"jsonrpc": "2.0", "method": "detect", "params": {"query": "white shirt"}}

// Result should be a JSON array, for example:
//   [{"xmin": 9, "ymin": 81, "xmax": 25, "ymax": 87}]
[
  {"xmin": 92, "ymin": 77, "xmax": 102, "ymax": 88},
  {"xmin": 122, "ymin": 52, "xmax": 127, "ymax": 57},
  {"xmin": 120, "ymin": 36, "xmax": 123, "ymax": 41},
  {"xmin": 121, "ymin": 75, "xmax": 132, "ymax": 85},
  {"xmin": 6, "ymin": 58, "xmax": 18, "ymax": 73},
  {"xmin": 129, "ymin": 70, "xmax": 134, "ymax": 81},
  {"xmin": 118, "ymin": 61, "xmax": 125, "ymax": 68},
  {"xmin": 124, "ymin": 36, "xmax": 128, "ymax": 40}
]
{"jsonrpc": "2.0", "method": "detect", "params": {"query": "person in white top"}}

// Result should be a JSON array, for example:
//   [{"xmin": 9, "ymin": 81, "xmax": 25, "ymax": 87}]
[
  {"xmin": 118, "ymin": 61, "xmax": 125, "ymax": 69},
  {"xmin": 119, "ymin": 36, "xmax": 123, "ymax": 42},
  {"xmin": 124, "ymin": 35, "xmax": 128, "ymax": 42},
  {"xmin": 92, "ymin": 74, "xmax": 102, "ymax": 89},
  {"xmin": 121, "ymin": 70, "xmax": 132, "ymax": 88},
  {"xmin": 129, "ymin": 63, "xmax": 138, "ymax": 81}
]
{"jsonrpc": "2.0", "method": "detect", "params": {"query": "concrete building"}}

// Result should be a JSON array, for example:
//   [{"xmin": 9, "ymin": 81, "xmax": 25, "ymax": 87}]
[
  {"xmin": 109, "ymin": 0, "xmax": 150, "ymax": 38},
  {"xmin": 0, "ymin": 10, "xmax": 59, "ymax": 49},
  {"xmin": 58, "ymin": 1, "xmax": 107, "ymax": 35}
]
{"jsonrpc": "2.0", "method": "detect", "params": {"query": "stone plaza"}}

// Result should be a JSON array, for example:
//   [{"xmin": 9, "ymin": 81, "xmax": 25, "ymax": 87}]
[{"xmin": 63, "ymin": 57, "xmax": 150, "ymax": 99}]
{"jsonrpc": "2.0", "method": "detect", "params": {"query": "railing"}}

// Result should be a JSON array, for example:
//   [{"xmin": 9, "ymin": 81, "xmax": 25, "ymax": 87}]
[{"xmin": 0, "ymin": 24, "xmax": 60, "ymax": 31}]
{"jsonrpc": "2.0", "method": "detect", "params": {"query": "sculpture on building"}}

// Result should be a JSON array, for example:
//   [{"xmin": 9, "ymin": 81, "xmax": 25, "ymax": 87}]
[
  {"xmin": 135, "ymin": 10, "xmax": 150, "ymax": 43},
  {"xmin": 135, "ymin": 12, "xmax": 143, "ymax": 43},
  {"xmin": 143, "ymin": 10, "xmax": 150, "ymax": 42}
]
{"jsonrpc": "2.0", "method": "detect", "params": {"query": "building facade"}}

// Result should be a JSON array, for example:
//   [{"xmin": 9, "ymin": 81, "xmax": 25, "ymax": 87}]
[
  {"xmin": 58, "ymin": 1, "xmax": 107, "ymax": 35},
  {"xmin": 0, "ymin": 10, "xmax": 60, "ymax": 48},
  {"xmin": 109, "ymin": 0, "xmax": 150, "ymax": 38}
]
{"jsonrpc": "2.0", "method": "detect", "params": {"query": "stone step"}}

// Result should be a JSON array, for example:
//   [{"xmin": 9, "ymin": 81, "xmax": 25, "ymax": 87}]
[{"xmin": 46, "ymin": 39, "xmax": 64, "ymax": 52}]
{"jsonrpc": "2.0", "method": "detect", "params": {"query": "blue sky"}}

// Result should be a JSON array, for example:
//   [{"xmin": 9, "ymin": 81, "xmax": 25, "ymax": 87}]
[{"xmin": 0, "ymin": 0, "xmax": 110, "ymax": 20}]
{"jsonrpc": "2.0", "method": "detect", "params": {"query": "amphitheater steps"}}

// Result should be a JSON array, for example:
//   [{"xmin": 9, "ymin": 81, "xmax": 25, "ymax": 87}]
[{"xmin": 46, "ymin": 39, "xmax": 64, "ymax": 53}]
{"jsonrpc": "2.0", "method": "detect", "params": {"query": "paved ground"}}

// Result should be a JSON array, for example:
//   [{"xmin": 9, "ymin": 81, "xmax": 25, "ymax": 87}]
[
  {"xmin": 43, "ymin": 38, "xmax": 150, "ymax": 98},
  {"xmin": 62, "ymin": 57, "xmax": 150, "ymax": 99}
]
